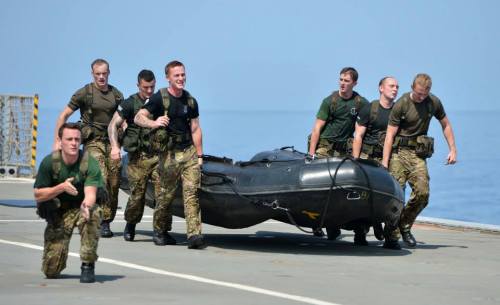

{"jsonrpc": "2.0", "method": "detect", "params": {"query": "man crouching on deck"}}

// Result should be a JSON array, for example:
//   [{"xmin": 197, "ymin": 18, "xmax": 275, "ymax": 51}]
[{"xmin": 34, "ymin": 122, "xmax": 104, "ymax": 283}]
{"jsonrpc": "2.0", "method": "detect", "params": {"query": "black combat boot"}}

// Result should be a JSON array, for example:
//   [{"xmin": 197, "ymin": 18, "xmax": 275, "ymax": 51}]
[
  {"xmin": 326, "ymin": 227, "xmax": 341, "ymax": 240},
  {"xmin": 163, "ymin": 232, "xmax": 177, "ymax": 245},
  {"xmin": 313, "ymin": 228, "xmax": 325, "ymax": 237},
  {"xmin": 123, "ymin": 223, "xmax": 136, "ymax": 241},
  {"xmin": 80, "ymin": 262, "xmax": 95, "ymax": 283},
  {"xmin": 100, "ymin": 221, "xmax": 113, "ymax": 238},
  {"xmin": 401, "ymin": 231, "xmax": 417, "ymax": 247},
  {"xmin": 187, "ymin": 234, "xmax": 207, "ymax": 249},
  {"xmin": 153, "ymin": 230, "xmax": 166, "ymax": 246},
  {"xmin": 373, "ymin": 223, "xmax": 385, "ymax": 241},
  {"xmin": 353, "ymin": 230, "xmax": 369, "ymax": 246}
]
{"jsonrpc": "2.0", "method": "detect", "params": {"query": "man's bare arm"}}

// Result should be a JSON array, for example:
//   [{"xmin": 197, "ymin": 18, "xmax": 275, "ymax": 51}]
[
  {"xmin": 190, "ymin": 117, "xmax": 203, "ymax": 157},
  {"xmin": 439, "ymin": 116, "xmax": 457, "ymax": 164},
  {"xmin": 80, "ymin": 185, "xmax": 97, "ymax": 221},
  {"xmin": 352, "ymin": 123, "xmax": 367, "ymax": 158},
  {"xmin": 108, "ymin": 112, "xmax": 125, "ymax": 160},
  {"xmin": 34, "ymin": 177, "xmax": 77, "ymax": 203},
  {"xmin": 308, "ymin": 119, "xmax": 326, "ymax": 156},
  {"xmin": 382, "ymin": 125, "xmax": 399, "ymax": 168},
  {"xmin": 134, "ymin": 109, "xmax": 168, "ymax": 129}
]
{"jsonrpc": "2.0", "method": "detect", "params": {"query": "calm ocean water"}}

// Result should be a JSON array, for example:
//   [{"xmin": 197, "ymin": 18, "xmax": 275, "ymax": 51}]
[{"xmin": 36, "ymin": 108, "xmax": 500, "ymax": 225}]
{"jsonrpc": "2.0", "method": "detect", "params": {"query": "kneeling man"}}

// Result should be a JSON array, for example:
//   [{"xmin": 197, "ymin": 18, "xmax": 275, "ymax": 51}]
[{"xmin": 34, "ymin": 122, "xmax": 104, "ymax": 283}]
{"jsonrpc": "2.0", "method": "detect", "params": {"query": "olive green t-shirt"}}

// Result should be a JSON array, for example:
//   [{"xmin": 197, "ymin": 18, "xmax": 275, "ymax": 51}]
[
  {"xmin": 68, "ymin": 83, "xmax": 124, "ymax": 129},
  {"xmin": 316, "ymin": 91, "xmax": 369, "ymax": 142},
  {"xmin": 388, "ymin": 92, "xmax": 446, "ymax": 137},
  {"xmin": 34, "ymin": 151, "xmax": 104, "ymax": 204}
]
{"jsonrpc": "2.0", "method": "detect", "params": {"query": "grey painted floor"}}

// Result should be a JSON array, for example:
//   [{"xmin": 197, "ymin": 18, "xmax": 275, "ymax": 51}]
[{"xmin": 1, "ymin": 179, "xmax": 499, "ymax": 305}]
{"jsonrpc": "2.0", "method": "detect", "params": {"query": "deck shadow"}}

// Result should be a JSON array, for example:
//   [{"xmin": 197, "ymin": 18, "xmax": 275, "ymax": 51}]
[
  {"xmin": 56, "ymin": 274, "xmax": 124, "ymax": 282},
  {"xmin": 407, "ymin": 243, "xmax": 468, "ymax": 250},
  {"xmin": 201, "ymin": 230, "xmax": 411, "ymax": 257}
]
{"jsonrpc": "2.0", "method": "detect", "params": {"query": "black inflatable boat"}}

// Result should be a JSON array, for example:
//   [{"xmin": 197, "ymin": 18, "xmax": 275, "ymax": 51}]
[{"xmin": 120, "ymin": 147, "xmax": 404, "ymax": 235}]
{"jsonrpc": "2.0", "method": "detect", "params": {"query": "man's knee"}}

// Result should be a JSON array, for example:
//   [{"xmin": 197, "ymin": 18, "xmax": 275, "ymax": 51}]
[
  {"xmin": 42, "ymin": 243, "xmax": 67, "ymax": 277},
  {"xmin": 413, "ymin": 179, "xmax": 430, "ymax": 203}
]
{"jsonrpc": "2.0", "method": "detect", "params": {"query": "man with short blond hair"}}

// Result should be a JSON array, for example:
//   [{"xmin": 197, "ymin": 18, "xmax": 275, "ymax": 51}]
[{"xmin": 382, "ymin": 73, "xmax": 457, "ymax": 248}]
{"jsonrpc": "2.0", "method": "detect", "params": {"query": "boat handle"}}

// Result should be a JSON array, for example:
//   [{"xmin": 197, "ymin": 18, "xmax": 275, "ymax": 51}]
[{"xmin": 347, "ymin": 191, "xmax": 361, "ymax": 200}]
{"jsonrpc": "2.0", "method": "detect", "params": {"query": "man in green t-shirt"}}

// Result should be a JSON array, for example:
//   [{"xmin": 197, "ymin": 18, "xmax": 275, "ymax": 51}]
[
  {"xmin": 309, "ymin": 67, "xmax": 369, "ymax": 158},
  {"xmin": 52, "ymin": 58, "xmax": 124, "ymax": 238},
  {"xmin": 352, "ymin": 76, "xmax": 399, "ymax": 249},
  {"xmin": 308, "ymin": 67, "xmax": 369, "ymax": 244},
  {"xmin": 108, "ymin": 69, "xmax": 174, "ymax": 245},
  {"xmin": 382, "ymin": 73, "xmax": 457, "ymax": 248},
  {"xmin": 35, "ymin": 123, "xmax": 104, "ymax": 283}
]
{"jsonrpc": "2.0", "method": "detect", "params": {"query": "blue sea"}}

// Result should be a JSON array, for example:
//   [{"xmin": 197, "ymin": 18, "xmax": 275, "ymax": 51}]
[{"xmin": 35, "ymin": 108, "xmax": 500, "ymax": 226}]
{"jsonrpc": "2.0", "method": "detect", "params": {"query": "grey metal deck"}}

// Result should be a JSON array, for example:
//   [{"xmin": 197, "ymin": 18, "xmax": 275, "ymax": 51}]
[{"xmin": 1, "ymin": 179, "xmax": 499, "ymax": 305}]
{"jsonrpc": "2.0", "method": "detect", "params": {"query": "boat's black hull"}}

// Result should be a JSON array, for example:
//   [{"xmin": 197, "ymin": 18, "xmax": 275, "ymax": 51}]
[{"xmin": 120, "ymin": 147, "xmax": 404, "ymax": 232}]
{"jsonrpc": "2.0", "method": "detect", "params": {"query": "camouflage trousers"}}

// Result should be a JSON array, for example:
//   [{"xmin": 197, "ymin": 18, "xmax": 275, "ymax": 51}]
[
  {"xmin": 125, "ymin": 151, "xmax": 173, "ymax": 232},
  {"xmin": 387, "ymin": 148, "xmax": 430, "ymax": 240},
  {"xmin": 315, "ymin": 140, "xmax": 348, "ymax": 158},
  {"xmin": 160, "ymin": 145, "xmax": 202, "ymax": 237},
  {"xmin": 85, "ymin": 138, "xmax": 121, "ymax": 222},
  {"xmin": 42, "ymin": 205, "xmax": 102, "ymax": 278},
  {"xmin": 358, "ymin": 152, "xmax": 382, "ymax": 163}
]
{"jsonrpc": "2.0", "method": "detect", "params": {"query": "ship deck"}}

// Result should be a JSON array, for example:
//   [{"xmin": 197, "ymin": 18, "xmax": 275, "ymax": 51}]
[{"xmin": 1, "ymin": 178, "xmax": 499, "ymax": 305}]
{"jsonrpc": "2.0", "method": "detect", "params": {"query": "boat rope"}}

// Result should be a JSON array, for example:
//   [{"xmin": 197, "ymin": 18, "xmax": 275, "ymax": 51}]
[{"xmin": 313, "ymin": 156, "xmax": 349, "ymax": 234}]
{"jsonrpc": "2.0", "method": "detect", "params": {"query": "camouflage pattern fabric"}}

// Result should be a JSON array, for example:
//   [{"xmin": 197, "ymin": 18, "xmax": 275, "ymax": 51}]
[
  {"xmin": 84, "ymin": 138, "xmax": 121, "ymax": 222},
  {"xmin": 359, "ymin": 151, "xmax": 378, "ymax": 162},
  {"xmin": 160, "ymin": 145, "xmax": 202, "ymax": 237},
  {"xmin": 42, "ymin": 205, "xmax": 102, "ymax": 278},
  {"xmin": 386, "ymin": 148, "xmax": 430, "ymax": 241},
  {"xmin": 125, "ymin": 152, "xmax": 173, "ymax": 232},
  {"xmin": 358, "ymin": 152, "xmax": 382, "ymax": 163},
  {"xmin": 315, "ymin": 140, "xmax": 348, "ymax": 158}
]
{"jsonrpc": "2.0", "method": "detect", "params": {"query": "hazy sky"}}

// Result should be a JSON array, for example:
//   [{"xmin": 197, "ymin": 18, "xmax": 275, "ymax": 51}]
[{"xmin": 1, "ymin": 0, "xmax": 499, "ymax": 113}]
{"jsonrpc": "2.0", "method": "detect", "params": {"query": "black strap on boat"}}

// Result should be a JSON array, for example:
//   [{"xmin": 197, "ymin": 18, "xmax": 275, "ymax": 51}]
[
  {"xmin": 313, "ymin": 156, "xmax": 349, "ymax": 233},
  {"xmin": 315, "ymin": 156, "xmax": 376, "ymax": 234}
]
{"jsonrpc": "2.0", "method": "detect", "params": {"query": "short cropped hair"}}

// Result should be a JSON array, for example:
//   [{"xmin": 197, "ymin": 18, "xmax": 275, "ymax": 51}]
[
  {"xmin": 379, "ymin": 76, "xmax": 394, "ymax": 87},
  {"xmin": 340, "ymin": 67, "xmax": 359, "ymax": 82},
  {"xmin": 138, "ymin": 69, "xmax": 155, "ymax": 83},
  {"xmin": 91, "ymin": 58, "xmax": 110, "ymax": 71},
  {"xmin": 58, "ymin": 122, "xmax": 81, "ymax": 139},
  {"xmin": 164, "ymin": 60, "xmax": 185, "ymax": 76},
  {"xmin": 412, "ymin": 73, "xmax": 432, "ymax": 90}
]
